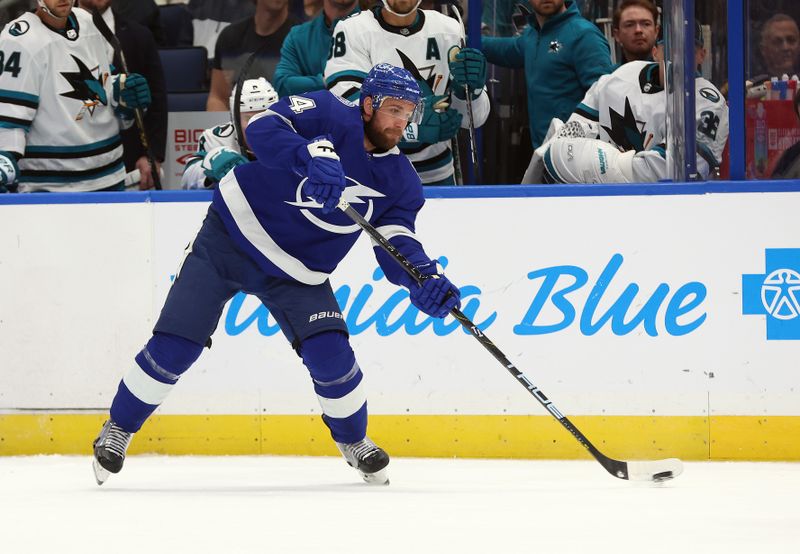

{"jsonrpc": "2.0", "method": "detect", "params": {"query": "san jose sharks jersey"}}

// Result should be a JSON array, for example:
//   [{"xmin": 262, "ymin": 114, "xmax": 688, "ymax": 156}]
[
  {"xmin": 569, "ymin": 61, "xmax": 729, "ymax": 180},
  {"xmin": 323, "ymin": 7, "xmax": 489, "ymax": 184},
  {"xmin": 0, "ymin": 9, "xmax": 128, "ymax": 192},
  {"xmin": 212, "ymin": 90, "xmax": 431, "ymax": 286},
  {"xmin": 181, "ymin": 122, "xmax": 240, "ymax": 189}
]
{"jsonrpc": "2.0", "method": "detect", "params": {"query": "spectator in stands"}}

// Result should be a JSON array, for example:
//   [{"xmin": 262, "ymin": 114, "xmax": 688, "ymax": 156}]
[
  {"xmin": 770, "ymin": 91, "xmax": 800, "ymax": 179},
  {"xmin": 273, "ymin": 0, "xmax": 359, "ymax": 97},
  {"xmin": 612, "ymin": 0, "xmax": 659, "ymax": 66},
  {"xmin": 0, "ymin": 0, "xmax": 34, "ymax": 29},
  {"xmin": 111, "ymin": 0, "xmax": 165, "ymax": 46},
  {"xmin": 759, "ymin": 13, "xmax": 800, "ymax": 78},
  {"xmin": 80, "ymin": 0, "xmax": 168, "ymax": 190},
  {"xmin": 305, "ymin": 0, "xmax": 323, "ymax": 19},
  {"xmin": 482, "ymin": 0, "xmax": 613, "ymax": 149},
  {"xmin": 188, "ymin": 0, "xmax": 255, "ymax": 62},
  {"xmin": 207, "ymin": 0, "xmax": 298, "ymax": 111}
]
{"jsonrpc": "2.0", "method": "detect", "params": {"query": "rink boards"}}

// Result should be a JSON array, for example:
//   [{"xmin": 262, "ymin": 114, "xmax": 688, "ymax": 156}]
[{"xmin": 0, "ymin": 184, "xmax": 798, "ymax": 460}]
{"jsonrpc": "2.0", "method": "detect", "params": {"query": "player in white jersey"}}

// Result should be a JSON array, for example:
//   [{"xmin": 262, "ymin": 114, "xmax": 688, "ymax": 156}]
[
  {"xmin": 0, "ymin": 1, "xmax": 151, "ymax": 193},
  {"xmin": 524, "ymin": 41, "xmax": 729, "ymax": 184},
  {"xmin": 182, "ymin": 78, "xmax": 279, "ymax": 190},
  {"xmin": 324, "ymin": 0, "xmax": 490, "ymax": 185}
]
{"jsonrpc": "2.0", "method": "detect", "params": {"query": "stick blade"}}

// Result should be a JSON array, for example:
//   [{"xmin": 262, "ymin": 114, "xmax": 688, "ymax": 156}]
[{"xmin": 625, "ymin": 458, "xmax": 684, "ymax": 482}]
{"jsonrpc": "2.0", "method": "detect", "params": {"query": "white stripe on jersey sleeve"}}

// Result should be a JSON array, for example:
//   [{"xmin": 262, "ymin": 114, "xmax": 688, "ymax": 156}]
[{"xmin": 218, "ymin": 171, "xmax": 330, "ymax": 285}]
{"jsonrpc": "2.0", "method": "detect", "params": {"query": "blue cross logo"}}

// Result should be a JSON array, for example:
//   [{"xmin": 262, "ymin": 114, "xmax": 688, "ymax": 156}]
[{"xmin": 742, "ymin": 249, "xmax": 800, "ymax": 340}]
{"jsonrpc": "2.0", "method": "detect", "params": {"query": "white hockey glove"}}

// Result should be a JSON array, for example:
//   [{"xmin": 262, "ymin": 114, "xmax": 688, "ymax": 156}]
[{"xmin": 0, "ymin": 152, "xmax": 19, "ymax": 193}]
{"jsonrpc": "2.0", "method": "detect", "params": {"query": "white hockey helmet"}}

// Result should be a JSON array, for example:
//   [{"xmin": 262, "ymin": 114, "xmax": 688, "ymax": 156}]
[{"xmin": 229, "ymin": 78, "xmax": 279, "ymax": 118}]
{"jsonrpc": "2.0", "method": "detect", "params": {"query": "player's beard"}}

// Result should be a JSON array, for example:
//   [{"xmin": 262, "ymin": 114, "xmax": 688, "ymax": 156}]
[{"xmin": 364, "ymin": 117, "xmax": 403, "ymax": 151}]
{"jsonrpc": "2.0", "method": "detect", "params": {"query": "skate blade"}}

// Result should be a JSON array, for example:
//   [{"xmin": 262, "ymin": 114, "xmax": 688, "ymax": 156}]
[
  {"xmin": 92, "ymin": 458, "xmax": 111, "ymax": 486},
  {"xmin": 360, "ymin": 467, "xmax": 389, "ymax": 486}
]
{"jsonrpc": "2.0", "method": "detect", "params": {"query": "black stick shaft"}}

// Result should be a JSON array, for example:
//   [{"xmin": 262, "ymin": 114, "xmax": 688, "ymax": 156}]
[
  {"xmin": 91, "ymin": 10, "xmax": 161, "ymax": 190},
  {"xmin": 337, "ymin": 199, "xmax": 627, "ymax": 479},
  {"xmin": 450, "ymin": 4, "xmax": 480, "ymax": 182}
]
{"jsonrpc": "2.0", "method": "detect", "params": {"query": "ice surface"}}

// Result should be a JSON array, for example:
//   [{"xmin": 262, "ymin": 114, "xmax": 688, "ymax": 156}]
[{"xmin": 0, "ymin": 456, "xmax": 797, "ymax": 553}]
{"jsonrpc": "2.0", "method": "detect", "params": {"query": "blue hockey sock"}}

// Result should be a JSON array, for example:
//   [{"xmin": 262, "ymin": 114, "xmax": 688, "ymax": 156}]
[
  {"xmin": 300, "ymin": 331, "xmax": 367, "ymax": 444},
  {"xmin": 110, "ymin": 332, "xmax": 203, "ymax": 432}
]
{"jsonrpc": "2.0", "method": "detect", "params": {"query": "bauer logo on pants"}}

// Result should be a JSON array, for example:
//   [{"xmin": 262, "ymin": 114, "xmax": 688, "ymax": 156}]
[{"xmin": 742, "ymin": 248, "xmax": 800, "ymax": 340}]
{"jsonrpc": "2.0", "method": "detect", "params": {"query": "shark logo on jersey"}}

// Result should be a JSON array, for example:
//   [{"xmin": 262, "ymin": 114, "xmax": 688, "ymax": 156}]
[
  {"xmin": 213, "ymin": 124, "xmax": 235, "ymax": 137},
  {"xmin": 603, "ymin": 97, "xmax": 647, "ymax": 152},
  {"xmin": 60, "ymin": 55, "xmax": 108, "ymax": 121},
  {"xmin": 9, "ymin": 21, "xmax": 29, "ymax": 36},
  {"xmin": 286, "ymin": 178, "xmax": 385, "ymax": 234},
  {"xmin": 548, "ymin": 40, "xmax": 562, "ymax": 54},
  {"xmin": 396, "ymin": 50, "xmax": 440, "ymax": 97}
]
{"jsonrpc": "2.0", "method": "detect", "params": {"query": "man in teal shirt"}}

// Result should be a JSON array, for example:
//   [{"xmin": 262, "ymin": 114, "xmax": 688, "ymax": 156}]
[
  {"xmin": 273, "ymin": 0, "xmax": 359, "ymax": 97},
  {"xmin": 482, "ymin": 0, "xmax": 612, "ymax": 148}
]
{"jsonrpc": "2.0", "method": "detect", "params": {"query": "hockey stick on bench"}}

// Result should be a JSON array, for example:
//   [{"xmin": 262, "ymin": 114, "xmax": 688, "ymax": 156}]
[{"xmin": 337, "ymin": 198, "xmax": 683, "ymax": 483}]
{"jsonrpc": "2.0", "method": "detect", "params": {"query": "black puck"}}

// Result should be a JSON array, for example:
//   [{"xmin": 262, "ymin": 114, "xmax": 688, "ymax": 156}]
[{"xmin": 652, "ymin": 471, "xmax": 674, "ymax": 482}]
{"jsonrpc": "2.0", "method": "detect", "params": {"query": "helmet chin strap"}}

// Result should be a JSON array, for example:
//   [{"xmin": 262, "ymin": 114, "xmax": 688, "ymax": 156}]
[
  {"xmin": 381, "ymin": 0, "xmax": 422, "ymax": 18},
  {"xmin": 37, "ymin": 0, "xmax": 75, "ymax": 21}
]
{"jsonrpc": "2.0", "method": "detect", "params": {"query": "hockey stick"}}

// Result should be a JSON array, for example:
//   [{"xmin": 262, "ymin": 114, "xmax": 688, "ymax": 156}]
[
  {"xmin": 337, "ymin": 198, "xmax": 683, "ymax": 483},
  {"xmin": 91, "ymin": 10, "xmax": 162, "ymax": 190},
  {"xmin": 448, "ymin": 3, "xmax": 480, "ymax": 182},
  {"xmin": 441, "ymin": 3, "xmax": 464, "ymax": 185}
]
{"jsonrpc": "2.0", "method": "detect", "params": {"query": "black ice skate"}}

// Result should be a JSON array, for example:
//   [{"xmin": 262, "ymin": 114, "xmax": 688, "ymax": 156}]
[
  {"xmin": 92, "ymin": 419, "xmax": 133, "ymax": 486},
  {"xmin": 336, "ymin": 437, "xmax": 390, "ymax": 485}
]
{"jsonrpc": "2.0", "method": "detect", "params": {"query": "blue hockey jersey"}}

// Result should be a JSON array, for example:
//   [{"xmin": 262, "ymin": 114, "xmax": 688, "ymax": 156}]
[{"xmin": 212, "ymin": 90, "xmax": 429, "ymax": 286}]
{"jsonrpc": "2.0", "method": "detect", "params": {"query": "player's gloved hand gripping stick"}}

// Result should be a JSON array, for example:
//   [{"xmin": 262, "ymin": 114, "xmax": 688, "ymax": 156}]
[
  {"xmin": 297, "ymin": 137, "xmax": 347, "ymax": 214},
  {"xmin": 337, "ymin": 197, "xmax": 684, "ymax": 483}
]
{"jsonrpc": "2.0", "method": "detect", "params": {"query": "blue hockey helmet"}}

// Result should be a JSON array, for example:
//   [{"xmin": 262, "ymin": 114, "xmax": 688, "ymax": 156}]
[{"xmin": 360, "ymin": 63, "xmax": 424, "ymax": 124}]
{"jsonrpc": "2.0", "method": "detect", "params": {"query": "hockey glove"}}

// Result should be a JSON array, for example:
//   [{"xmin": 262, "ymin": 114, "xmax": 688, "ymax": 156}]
[
  {"xmin": 113, "ymin": 73, "xmax": 152, "ymax": 110},
  {"xmin": 407, "ymin": 260, "xmax": 461, "ymax": 319},
  {"xmin": 405, "ymin": 95, "xmax": 463, "ymax": 144},
  {"xmin": 448, "ymin": 46, "xmax": 486, "ymax": 100},
  {"xmin": 0, "ymin": 152, "xmax": 18, "ymax": 193},
  {"xmin": 201, "ymin": 147, "xmax": 248, "ymax": 183},
  {"xmin": 297, "ymin": 136, "xmax": 347, "ymax": 214}
]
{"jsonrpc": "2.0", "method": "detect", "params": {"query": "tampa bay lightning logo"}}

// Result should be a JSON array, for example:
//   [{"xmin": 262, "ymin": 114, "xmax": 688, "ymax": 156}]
[
  {"xmin": 9, "ymin": 21, "xmax": 29, "ymax": 36},
  {"xmin": 286, "ymin": 178, "xmax": 384, "ymax": 234}
]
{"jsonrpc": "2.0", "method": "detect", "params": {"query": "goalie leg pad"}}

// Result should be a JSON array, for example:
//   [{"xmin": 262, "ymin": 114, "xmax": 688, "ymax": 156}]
[
  {"xmin": 110, "ymin": 333, "xmax": 204, "ymax": 432},
  {"xmin": 300, "ymin": 331, "xmax": 367, "ymax": 444},
  {"xmin": 544, "ymin": 138, "xmax": 636, "ymax": 184}
]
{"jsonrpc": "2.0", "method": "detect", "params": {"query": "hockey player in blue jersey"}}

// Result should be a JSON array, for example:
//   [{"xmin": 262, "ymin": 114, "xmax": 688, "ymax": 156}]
[{"xmin": 92, "ymin": 63, "xmax": 461, "ymax": 486}]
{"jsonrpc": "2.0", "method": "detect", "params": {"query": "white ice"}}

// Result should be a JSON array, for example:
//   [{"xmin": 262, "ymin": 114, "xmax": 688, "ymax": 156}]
[{"xmin": 0, "ymin": 456, "xmax": 797, "ymax": 553}]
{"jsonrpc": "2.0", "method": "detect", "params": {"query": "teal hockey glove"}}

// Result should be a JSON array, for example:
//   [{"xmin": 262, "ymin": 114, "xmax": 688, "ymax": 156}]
[
  {"xmin": 404, "ymin": 95, "xmax": 462, "ymax": 144},
  {"xmin": 113, "ymin": 73, "xmax": 152, "ymax": 110},
  {"xmin": 201, "ymin": 147, "xmax": 248, "ymax": 183},
  {"xmin": 448, "ymin": 46, "xmax": 486, "ymax": 100}
]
